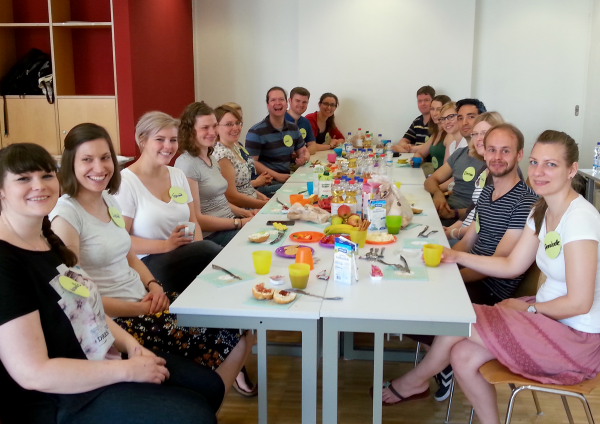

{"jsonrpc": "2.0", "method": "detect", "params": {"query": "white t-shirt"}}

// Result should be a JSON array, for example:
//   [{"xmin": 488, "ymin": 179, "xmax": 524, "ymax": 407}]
[
  {"xmin": 50, "ymin": 192, "xmax": 148, "ymax": 303},
  {"xmin": 115, "ymin": 167, "xmax": 193, "ymax": 258},
  {"xmin": 530, "ymin": 196, "xmax": 600, "ymax": 333},
  {"xmin": 447, "ymin": 137, "xmax": 468, "ymax": 157}
]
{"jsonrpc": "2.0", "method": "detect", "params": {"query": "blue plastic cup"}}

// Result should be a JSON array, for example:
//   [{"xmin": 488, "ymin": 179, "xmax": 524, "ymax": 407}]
[{"xmin": 412, "ymin": 157, "xmax": 423, "ymax": 168}]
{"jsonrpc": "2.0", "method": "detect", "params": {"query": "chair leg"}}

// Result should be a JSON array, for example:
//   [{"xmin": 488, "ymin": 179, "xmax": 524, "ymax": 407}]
[
  {"xmin": 444, "ymin": 377, "xmax": 455, "ymax": 423},
  {"xmin": 562, "ymin": 395, "xmax": 575, "ymax": 424},
  {"xmin": 414, "ymin": 341, "xmax": 421, "ymax": 367},
  {"xmin": 577, "ymin": 395, "xmax": 596, "ymax": 424},
  {"xmin": 532, "ymin": 391, "xmax": 542, "ymax": 415},
  {"xmin": 468, "ymin": 407, "xmax": 475, "ymax": 424}
]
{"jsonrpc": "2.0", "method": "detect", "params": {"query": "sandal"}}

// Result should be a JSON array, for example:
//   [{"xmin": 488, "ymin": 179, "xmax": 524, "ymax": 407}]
[
  {"xmin": 370, "ymin": 380, "xmax": 430, "ymax": 406},
  {"xmin": 234, "ymin": 366, "xmax": 258, "ymax": 397}
]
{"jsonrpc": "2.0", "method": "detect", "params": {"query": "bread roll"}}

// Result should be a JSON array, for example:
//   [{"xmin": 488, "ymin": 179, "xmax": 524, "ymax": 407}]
[
  {"xmin": 252, "ymin": 283, "xmax": 274, "ymax": 300},
  {"xmin": 273, "ymin": 289, "xmax": 297, "ymax": 304}
]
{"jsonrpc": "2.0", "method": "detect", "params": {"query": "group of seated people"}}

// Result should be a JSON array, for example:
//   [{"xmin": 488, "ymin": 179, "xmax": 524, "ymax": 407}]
[
  {"xmin": 0, "ymin": 83, "xmax": 599, "ymax": 424},
  {"xmin": 379, "ymin": 86, "xmax": 600, "ymax": 424}
]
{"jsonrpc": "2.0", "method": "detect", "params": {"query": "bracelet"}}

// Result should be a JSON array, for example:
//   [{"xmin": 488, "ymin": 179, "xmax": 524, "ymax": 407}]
[
  {"xmin": 147, "ymin": 279, "xmax": 163, "ymax": 289},
  {"xmin": 457, "ymin": 227, "xmax": 462, "ymax": 238},
  {"xmin": 233, "ymin": 218, "xmax": 241, "ymax": 230},
  {"xmin": 450, "ymin": 228, "xmax": 458, "ymax": 239}
]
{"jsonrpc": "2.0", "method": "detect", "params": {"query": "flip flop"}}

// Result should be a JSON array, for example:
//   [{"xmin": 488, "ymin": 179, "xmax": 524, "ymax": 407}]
[
  {"xmin": 234, "ymin": 366, "xmax": 258, "ymax": 397},
  {"xmin": 370, "ymin": 381, "xmax": 430, "ymax": 406}
]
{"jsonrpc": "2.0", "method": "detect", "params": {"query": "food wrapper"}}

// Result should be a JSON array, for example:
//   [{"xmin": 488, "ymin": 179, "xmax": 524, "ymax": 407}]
[
  {"xmin": 370, "ymin": 175, "xmax": 413, "ymax": 227},
  {"xmin": 287, "ymin": 203, "xmax": 331, "ymax": 224}
]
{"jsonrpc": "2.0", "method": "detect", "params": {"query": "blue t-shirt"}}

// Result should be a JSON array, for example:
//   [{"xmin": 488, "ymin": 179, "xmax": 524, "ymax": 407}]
[{"xmin": 285, "ymin": 112, "xmax": 316, "ymax": 143}]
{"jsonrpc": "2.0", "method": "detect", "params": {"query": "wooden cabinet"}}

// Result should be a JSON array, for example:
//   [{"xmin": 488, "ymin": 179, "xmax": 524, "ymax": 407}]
[
  {"xmin": 0, "ymin": 97, "xmax": 59, "ymax": 152},
  {"xmin": 0, "ymin": 0, "xmax": 118, "ymax": 154},
  {"xmin": 57, "ymin": 97, "xmax": 119, "ymax": 152}
]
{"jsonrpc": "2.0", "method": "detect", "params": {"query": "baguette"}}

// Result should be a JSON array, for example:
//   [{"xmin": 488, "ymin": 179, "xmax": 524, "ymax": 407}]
[
  {"xmin": 252, "ymin": 283, "xmax": 274, "ymax": 300},
  {"xmin": 273, "ymin": 289, "xmax": 297, "ymax": 304}
]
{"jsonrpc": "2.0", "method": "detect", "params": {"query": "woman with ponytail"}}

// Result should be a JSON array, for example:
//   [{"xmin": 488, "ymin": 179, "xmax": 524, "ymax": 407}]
[
  {"xmin": 0, "ymin": 143, "xmax": 224, "ymax": 423},
  {"xmin": 381, "ymin": 131, "xmax": 600, "ymax": 423}
]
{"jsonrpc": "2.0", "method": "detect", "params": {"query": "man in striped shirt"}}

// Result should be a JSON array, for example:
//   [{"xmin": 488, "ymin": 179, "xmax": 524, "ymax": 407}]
[
  {"xmin": 246, "ymin": 86, "xmax": 309, "ymax": 183},
  {"xmin": 394, "ymin": 85, "xmax": 435, "ymax": 153},
  {"xmin": 453, "ymin": 123, "xmax": 538, "ymax": 305}
]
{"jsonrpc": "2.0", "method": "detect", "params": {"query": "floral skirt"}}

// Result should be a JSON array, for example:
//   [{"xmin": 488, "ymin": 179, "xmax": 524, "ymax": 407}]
[{"xmin": 114, "ymin": 292, "xmax": 242, "ymax": 370}]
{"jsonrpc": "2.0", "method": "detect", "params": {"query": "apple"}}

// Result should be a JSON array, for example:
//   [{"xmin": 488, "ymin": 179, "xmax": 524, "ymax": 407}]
[
  {"xmin": 331, "ymin": 215, "xmax": 344, "ymax": 225},
  {"xmin": 337, "ymin": 204, "xmax": 352, "ymax": 220},
  {"xmin": 346, "ymin": 214, "xmax": 362, "ymax": 227}
]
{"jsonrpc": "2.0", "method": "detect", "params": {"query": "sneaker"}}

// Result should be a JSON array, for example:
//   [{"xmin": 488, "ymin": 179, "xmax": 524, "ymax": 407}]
[{"xmin": 434, "ymin": 365, "xmax": 453, "ymax": 401}]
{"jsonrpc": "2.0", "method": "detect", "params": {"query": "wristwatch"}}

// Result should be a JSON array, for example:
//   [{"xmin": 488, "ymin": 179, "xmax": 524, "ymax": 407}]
[{"xmin": 527, "ymin": 304, "xmax": 537, "ymax": 313}]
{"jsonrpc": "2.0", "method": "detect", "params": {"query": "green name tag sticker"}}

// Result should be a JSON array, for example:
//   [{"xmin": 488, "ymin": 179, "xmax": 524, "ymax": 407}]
[
  {"xmin": 300, "ymin": 128, "xmax": 307, "ymax": 139},
  {"xmin": 544, "ymin": 231, "xmax": 562, "ymax": 259},
  {"xmin": 463, "ymin": 166, "xmax": 476, "ymax": 182},
  {"xmin": 283, "ymin": 134, "xmax": 294, "ymax": 147},
  {"xmin": 108, "ymin": 206, "xmax": 125, "ymax": 228},
  {"xmin": 169, "ymin": 186, "xmax": 188, "ymax": 204},
  {"xmin": 431, "ymin": 156, "xmax": 439, "ymax": 169},
  {"xmin": 477, "ymin": 169, "xmax": 488, "ymax": 189},
  {"xmin": 325, "ymin": 133, "xmax": 332, "ymax": 145},
  {"xmin": 59, "ymin": 275, "xmax": 90, "ymax": 298},
  {"xmin": 476, "ymin": 213, "xmax": 480, "ymax": 233}
]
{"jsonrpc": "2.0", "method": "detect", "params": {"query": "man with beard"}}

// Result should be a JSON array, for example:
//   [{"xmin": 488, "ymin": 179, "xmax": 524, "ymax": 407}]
[
  {"xmin": 421, "ymin": 123, "xmax": 538, "ymax": 402},
  {"xmin": 454, "ymin": 122, "xmax": 538, "ymax": 305},
  {"xmin": 246, "ymin": 86, "xmax": 309, "ymax": 183}
]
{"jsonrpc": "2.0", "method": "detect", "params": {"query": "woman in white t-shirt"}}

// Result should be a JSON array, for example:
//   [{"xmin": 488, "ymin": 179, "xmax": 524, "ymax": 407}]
[{"xmin": 381, "ymin": 130, "xmax": 600, "ymax": 421}]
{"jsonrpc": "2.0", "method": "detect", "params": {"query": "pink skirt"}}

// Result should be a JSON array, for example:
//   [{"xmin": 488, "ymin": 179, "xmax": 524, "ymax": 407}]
[{"xmin": 474, "ymin": 298, "xmax": 600, "ymax": 385}]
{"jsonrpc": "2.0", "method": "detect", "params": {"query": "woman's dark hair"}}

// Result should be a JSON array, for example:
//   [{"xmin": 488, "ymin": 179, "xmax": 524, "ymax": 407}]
[
  {"xmin": 530, "ymin": 130, "xmax": 579, "ymax": 234},
  {"xmin": 319, "ymin": 92, "xmax": 339, "ymax": 135},
  {"xmin": 179, "ymin": 101, "xmax": 215, "ymax": 157},
  {"xmin": 60, "ymin": 123, "xmax": 121, "ymax": 196},
  {"xmin": 0, "ymin": 143, "xmax": 77, "ymax": 266},
  {"xmin": 429, "ymin": 94, "xmax": 451, "ymax": 143}
]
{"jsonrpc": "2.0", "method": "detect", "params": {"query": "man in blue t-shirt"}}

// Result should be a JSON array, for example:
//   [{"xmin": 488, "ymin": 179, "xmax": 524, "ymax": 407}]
[
  {"xmin": 246, "ymin": 86, "xmax": 309, "ymax": 183},
  {"xmin": 285, "ymin": 86, "xmax": 317, "ymax": 154}
]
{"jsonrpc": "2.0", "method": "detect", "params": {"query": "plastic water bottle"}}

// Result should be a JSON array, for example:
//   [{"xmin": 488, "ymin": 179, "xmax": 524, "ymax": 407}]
[
  {"xmin": 344, "ymin": 132, "xmax": 353, "ymax": 156},
  {"xmin": 594, "ymin": 142, "xmax": 600, "ymax": 174},
  {"xmin": 385, "ymin": 140, "xmax": 393, "ymax": 167}
]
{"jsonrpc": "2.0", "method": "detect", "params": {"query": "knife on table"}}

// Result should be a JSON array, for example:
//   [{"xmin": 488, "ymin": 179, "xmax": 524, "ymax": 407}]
[
  {"xmin": 270, "ymin": 229, "xmax": 286, "ymax": 245},
  {"xmin": 212, "ymin": 264, "xmax": 242, "ymax": 280}
]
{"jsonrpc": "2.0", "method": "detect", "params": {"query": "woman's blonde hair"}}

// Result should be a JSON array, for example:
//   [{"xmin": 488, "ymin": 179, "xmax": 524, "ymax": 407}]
[
  {"xmin": 135, "ymin": 111, "xmax": 180, "ymax": 149},
  {"xmin": 468, "ymin": 111, "xmax": 505, "ymax": 159}
]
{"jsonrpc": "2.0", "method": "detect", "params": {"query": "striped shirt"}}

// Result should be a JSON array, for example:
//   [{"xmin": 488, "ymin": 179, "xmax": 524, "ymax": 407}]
[
  {"xmin": 402, "ymin": 114, "xmax": 430, "ymax": 145},
  {"xmin": 245, "ymin": 115, "xmax": 305, "ymax": 174},
  {"xmin": 471, "ymin": 181, "xmax": 539, "ymax": 300}
]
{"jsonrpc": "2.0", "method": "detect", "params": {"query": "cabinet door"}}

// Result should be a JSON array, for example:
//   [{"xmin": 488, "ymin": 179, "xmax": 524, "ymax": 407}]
[
  {"xmin": 0, "ymin": 97, "xmax": 60, "ymax": 154},
  {"xmin": 57, "ymin": 97, "xmax": 119, "ymax": 153}
]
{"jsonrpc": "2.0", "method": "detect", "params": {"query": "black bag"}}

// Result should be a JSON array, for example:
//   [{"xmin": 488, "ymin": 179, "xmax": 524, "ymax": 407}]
[{"xmin": 0, "ymin": 48, "xmax": 54, "ymax": 136}]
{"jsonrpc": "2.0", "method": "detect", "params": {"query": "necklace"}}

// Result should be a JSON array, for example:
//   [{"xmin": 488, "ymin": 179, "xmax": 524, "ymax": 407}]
[{"xmin": 0, "ymin": 214, "xmax": 48, "ymax": 251}]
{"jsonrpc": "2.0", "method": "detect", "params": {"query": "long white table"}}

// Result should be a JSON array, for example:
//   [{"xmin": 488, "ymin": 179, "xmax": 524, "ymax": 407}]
[{"xmin": 171, "ymin": 155, "xmax": 474, "ymax": 424}]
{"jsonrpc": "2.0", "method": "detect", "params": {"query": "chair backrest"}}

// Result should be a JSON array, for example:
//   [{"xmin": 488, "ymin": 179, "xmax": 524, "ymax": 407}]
[{"xmin": 514, "ymin": 262, "xmax": 544, "ymax": 297}]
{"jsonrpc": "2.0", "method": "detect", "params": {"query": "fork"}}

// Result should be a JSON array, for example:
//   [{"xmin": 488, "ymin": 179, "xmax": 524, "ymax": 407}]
[
  {"xmin": 417, "ymin": 225, "xmax": 430, "ymax": 237},
  {"xmin": 286, "ymin": 288, "xmax": 343, "ymax": 300}
]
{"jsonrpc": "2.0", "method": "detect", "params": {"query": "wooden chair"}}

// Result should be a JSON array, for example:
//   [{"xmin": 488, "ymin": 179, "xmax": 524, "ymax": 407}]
[
  {"xmin": 448, "ymin": 263, "xmax": 544, "ymax": 423},
  {"xmin": 479, "ymin": 360, "xmax": 600, "ymax": 424}
]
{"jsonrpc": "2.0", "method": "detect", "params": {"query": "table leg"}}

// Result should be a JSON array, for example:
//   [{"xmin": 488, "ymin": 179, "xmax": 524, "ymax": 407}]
[
  {"xmin": 372, "ymin": 331, "xmax": 384, "ymax": 424},
  {"xmin": 257, "ymin": 327, "xmax": 268, "ymax": 424},
  {"xmin": 301, "ymin": 320, "xmax": 318, "ymax": 424},
  {"xmin": 322, "ymin": 319, "xmax": 339, "ymax": 424}
]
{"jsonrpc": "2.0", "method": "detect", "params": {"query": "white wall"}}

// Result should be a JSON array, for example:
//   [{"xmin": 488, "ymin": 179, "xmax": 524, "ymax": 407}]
[
  {"xmin": 193, "ymin": 0, "xmax": 600, "ymax": 166},
  {"xmin": 193, "ymin": 0, "xmax": 475, "ymax": 140},
  {"xmin": 473, "ymin": 0, "xmax": 593, "ymax": 167}
]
